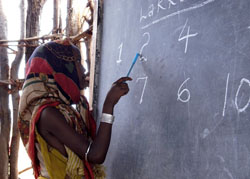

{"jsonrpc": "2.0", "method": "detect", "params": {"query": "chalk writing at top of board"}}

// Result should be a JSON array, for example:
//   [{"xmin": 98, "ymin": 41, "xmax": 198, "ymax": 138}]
[{"xmin": 140, "ymin": 0, "xmax": 216, "ymax": 29}]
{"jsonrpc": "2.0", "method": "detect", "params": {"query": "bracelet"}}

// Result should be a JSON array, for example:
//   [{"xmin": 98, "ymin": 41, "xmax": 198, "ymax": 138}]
[
  {"xmin": 85, "ymin": 141, "xmax": 92, "ymax": 162},
  {"xmin": 101, "ymin": 113, "xmax": 115, "ymax": 124}
]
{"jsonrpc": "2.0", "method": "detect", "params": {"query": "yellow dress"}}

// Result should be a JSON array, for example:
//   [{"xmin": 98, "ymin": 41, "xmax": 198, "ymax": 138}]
[{"xmin": 36, "ymin": 130, "xmax": 85, "ymax": 179}]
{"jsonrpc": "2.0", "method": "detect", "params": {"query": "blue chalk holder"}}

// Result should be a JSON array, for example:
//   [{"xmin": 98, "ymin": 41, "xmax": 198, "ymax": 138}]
[{"xmin": 126, "ymin": 53, "xmax": 140, "ymax": 77}]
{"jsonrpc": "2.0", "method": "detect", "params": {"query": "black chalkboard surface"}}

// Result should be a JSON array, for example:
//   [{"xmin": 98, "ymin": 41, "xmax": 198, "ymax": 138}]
[{"xmin": 96, "ymin": 0, "xmax": 250, "ymax": 178}]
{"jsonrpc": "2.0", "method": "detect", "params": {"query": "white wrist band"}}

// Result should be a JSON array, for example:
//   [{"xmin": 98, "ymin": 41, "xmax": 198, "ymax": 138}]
[
  {"xmin": 85, "ymin": 141, "xmax": 92, "ymax": 162},
  {"xmin": 101, "ymin": 113, "xmax": 115, "ymax": 124}
]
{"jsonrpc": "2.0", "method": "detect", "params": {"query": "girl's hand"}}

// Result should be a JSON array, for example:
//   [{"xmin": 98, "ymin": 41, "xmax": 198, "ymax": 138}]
[{"xmin": 104, "ymin": 77, "xmax": 132, "ymax": 107}]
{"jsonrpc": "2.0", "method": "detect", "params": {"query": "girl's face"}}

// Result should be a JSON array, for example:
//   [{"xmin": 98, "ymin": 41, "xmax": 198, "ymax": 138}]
[{"xmin": 75, "ymin": 61, "xmax": 89, "ymax": 90}]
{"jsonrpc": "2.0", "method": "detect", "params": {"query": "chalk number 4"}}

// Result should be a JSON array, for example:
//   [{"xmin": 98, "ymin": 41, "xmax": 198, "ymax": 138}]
[{"xmin": 178, "ymin": 19, "xmax": 198, "ymax": 53}]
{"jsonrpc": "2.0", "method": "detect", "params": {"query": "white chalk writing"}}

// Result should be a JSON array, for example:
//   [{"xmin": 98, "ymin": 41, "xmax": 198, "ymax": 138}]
[
  {"xmin": 141, "ymin": 0, "xmax": 216, "ymax": 30},
  {"xmin": 117, "ymin": 43, "xmax": 123, "ymax": 64},
  {"xmin": 139, "ymin": 32, "xmax": 150, "ymax": 61},
  {"xmin": 140, "ymin": 0, "xmax": 184, "ymax": 23},
  {"xmin": 222, "ymin": 73, "xmax": 230, "ymax": 117},
  {"xmin": 157, "ymin": 0, "xmax": 167, "ymax": 13},
  {"xmin": 168, "ymin": 0, "xmax": 177, "ymax": 8},
  {"xmin": 136, "ymin": 76, "xmax": 148, "ymax": 104},
  {"xmin": 235, "ymin": 78, "xmax": 250, "ymax": 113},
  {"xmin": 178, "ymin": 19, "xmax": 198, "ymax": 53},
  {"xmin": 177, "ymin": 78, "xmax": 191, "ymax": 103}
]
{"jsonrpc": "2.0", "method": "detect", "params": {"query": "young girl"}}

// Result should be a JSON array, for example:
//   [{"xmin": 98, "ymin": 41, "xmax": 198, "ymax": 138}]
[{"xmin": 18, "ymin": 39, "xmax": 132, "ymax": 179}]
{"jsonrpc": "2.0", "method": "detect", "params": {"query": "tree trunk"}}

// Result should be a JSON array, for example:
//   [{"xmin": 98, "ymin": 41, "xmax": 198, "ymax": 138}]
[
  {"xmin": 66, "ymin": 0, "xmax": 73, "ymax": 37},
  {"xmin": 0, "ymin": 0, "xmax": 10, "ymax": 178},
  {"xmin": 66, "ymin": 0, "xmax": 82, "ymax": 38},
  {"xmin": 25, "ymin": 0, "xmax": 47, "ymax": 62},
  {"xmin": 53, "ymin": 0, "xmax": 59, "ymax": 34},
  {"xmin": 84, "ymin": 0, "xmax": 94, "ymax": 73},
  {"xmin": 9, "ymin": 0, "xmax": 25, "ymax": 178}
]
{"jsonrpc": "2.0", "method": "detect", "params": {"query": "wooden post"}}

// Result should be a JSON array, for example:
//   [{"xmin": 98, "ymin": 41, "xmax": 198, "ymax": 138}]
[
  {"xmin": 53, "ymin": 0, "xmax": 59, "ymax": 34},
  {"xmin": 9, "ymin": 0, "xmax": 25, "ymax": 178},
  {"xmin": 0, "ymin": 0, "xmax": 11, "ymax": 178},
  {"xmin": 89, "ymin": 0, "xmax": 103, "ymax": 117},
  {"xmin": 25, "ymin": 0, "xmax": 47, "ymax": 62},
  {"xmin": 66, "ymin": 0, "xmax": 73, "ymax": 38}
]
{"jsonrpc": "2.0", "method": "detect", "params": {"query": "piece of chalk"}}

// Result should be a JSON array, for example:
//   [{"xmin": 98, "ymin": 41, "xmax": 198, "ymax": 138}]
[{"xmin": 126, "ymin": 53, "xmax": 140, "ymax": 77}]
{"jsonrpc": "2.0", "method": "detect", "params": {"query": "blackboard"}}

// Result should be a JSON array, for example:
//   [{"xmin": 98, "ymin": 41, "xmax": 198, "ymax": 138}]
[{"xmin": 96, "ymin": 0, "xmax": 250, "ymax": 178}]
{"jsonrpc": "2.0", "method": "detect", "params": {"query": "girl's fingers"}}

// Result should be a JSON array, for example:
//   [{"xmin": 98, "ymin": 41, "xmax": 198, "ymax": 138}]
[{"xmin": 114, "ymin": 77, "xmax": 132, "ymax": 84}]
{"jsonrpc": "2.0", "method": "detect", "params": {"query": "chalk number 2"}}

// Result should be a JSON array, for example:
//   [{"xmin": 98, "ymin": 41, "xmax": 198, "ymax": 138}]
[{"xmin": 140, "ymin": 32, "xmax": 150, "ymax": 61}]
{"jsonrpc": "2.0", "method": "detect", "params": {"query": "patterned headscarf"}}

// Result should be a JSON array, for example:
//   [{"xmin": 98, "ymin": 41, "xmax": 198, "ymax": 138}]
[{"xmin": 18, "ymin": 39, "xmax": 104, "ymax": 179}]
